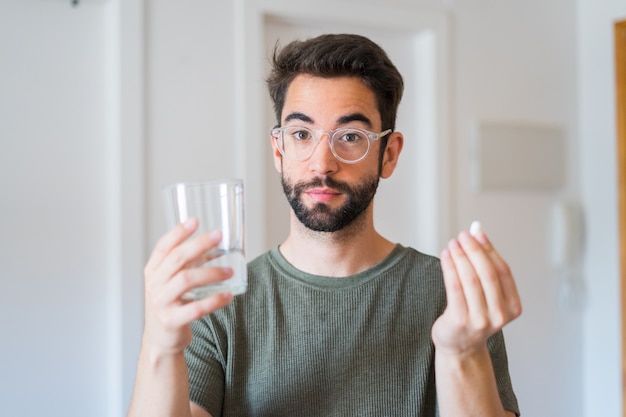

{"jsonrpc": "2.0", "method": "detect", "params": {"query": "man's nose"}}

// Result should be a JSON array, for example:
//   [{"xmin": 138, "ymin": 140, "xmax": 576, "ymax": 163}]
[{"xmin": 307, "ymin": 133, "xmax": 338, "ymax": 174}]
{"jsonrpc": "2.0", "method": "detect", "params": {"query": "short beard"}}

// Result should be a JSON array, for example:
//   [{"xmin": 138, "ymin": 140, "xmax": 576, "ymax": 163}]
[{"xmin": 281, "ymin": 174, "xmax": 379, "ymax": 233}]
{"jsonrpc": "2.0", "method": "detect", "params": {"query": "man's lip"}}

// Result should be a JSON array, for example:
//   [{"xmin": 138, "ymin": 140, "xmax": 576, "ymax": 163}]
[
  {"xmin": 305, "ymin": 188, "xmax": 341, "ymax": 195},
  {"xmin": 305, "ymin": 188, "xmax": 341, "ymax": 202}
]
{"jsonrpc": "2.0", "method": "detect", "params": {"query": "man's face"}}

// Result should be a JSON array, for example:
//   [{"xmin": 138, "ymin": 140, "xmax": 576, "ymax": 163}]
[{"xmin": 273, "ymin": 75, "xmax": 384, "ymax": 232}]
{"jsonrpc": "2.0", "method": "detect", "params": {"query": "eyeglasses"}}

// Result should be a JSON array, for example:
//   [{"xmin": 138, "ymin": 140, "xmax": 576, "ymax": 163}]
[{"xmin": 271, "ymin": 125, "xmax": 392, "ymax": 164}]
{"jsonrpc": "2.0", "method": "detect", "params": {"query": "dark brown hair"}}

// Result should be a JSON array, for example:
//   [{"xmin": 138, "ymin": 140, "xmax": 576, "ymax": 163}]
[{"xmin": 266, "ymin": 33, "xmax": 404, "ymax": 142}]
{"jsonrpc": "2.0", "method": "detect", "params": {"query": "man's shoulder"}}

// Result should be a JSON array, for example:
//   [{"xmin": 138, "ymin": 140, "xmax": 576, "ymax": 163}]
[
  {"xmin": 247, "ymin": 248, "xmax": 274, "ymax": 267},
  {"xmin": 390, "ymin": 244, "xmax": 442, "ymax": 274}
]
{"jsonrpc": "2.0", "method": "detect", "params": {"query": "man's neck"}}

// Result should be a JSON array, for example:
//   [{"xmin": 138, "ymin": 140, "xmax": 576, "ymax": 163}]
[{"xmin": 278, "ymin": 212, "xmax": 395, "ymax": 277}]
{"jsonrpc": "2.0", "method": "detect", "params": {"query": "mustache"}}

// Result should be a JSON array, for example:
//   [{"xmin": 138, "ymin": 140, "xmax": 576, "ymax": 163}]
[{"xmin": 292, "ymin": 176, "xmax": 352, "ymax": 195}]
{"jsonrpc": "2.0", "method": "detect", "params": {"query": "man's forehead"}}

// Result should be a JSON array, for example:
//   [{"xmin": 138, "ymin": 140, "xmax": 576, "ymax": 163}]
[{"xmin": 282, "ymin": 75, "xmax": 380, "ymax": 127}]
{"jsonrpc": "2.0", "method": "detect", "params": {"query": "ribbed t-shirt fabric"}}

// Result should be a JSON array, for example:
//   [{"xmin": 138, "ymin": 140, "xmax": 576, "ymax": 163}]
[{"xmin": 185, "ymin": 244, "xmax": 519, "ymax": 417}]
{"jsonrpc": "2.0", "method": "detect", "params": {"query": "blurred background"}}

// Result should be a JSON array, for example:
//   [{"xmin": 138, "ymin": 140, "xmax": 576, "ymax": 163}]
[{"xmin": 1, "ymin": 0, "xmax": 625, "ymax": 416}]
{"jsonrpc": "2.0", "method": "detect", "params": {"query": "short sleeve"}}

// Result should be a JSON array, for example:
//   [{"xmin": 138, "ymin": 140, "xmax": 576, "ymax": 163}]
[
  {"xmin": 487, "ymin": 331, "xmax": 520, "ymax": 416},
  {"xmin": 185, "ymin": 317, "xmax": 226, "ymax": 416}
]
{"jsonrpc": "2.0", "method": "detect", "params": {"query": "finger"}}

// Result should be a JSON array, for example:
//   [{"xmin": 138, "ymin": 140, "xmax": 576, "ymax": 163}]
[
  {"xmin": 458, "ymin": 231, "xmax": 505, "ymax": 300},
  {"xmin": 154, "ymin": 230, "xmax": 223, "ymax": 287},
  {"xmin": 447, "ymin": 237, "xmax": 489, "ymax": 319},
  {"xmin": 160, "ymin": 265, "xmax": 234, "ymax": 305},
  {"xmin": 145, "ymin": 218, "xmax": 199, "ymax": 274},
  {"xmin": 472, "ymin": 231, "xmax": 510, "ymax": 278},
  {"xmin": 461, "ymin": 231, "xmax": 522, "ymax": 322},
  {"xmin": 439, "ymin": 248, "xmax": 468, "ymax": 317},
  {"xmin": 473, "ymin": 232, "xmax": 514, "ymax": 283},
  {"xmin": 164, "ymin": 292, "xmax": 234, "ymax": 327}
]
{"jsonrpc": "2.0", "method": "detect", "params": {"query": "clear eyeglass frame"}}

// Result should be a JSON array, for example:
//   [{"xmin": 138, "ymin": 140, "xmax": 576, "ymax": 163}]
[{"xmin": 270, "ymin": 125, "xmax": 392, "ymax": 164}]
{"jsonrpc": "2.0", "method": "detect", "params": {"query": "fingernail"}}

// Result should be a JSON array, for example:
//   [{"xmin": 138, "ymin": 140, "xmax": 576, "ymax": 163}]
[
  {"xmin": 448, "ymin": 238, "xmax": 460, "ymax": 249},
  {"xmin": 459, "ymin": 231, "xmax": 472, "ymax": 243},
  {"xmin": 209, "ymin": 229, "xmax": 222, "ymax": 242},
  {"xmin": 183, "ymin": 218, "xmax": 196, "ymax": 229},
  {"xmin": 475, "ymin": 232, "xmax": 488, "ymax": 245}
]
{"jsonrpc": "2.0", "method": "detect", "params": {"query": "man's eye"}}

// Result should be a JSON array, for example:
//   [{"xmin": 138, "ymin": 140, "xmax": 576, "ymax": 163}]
[
  {"xmin": 339, "ymin": 131, "xmax": 364, "ymax": 143},
  {"xmin": 291, "ymin": 130, "xmax": 312, "ymax": 141}
]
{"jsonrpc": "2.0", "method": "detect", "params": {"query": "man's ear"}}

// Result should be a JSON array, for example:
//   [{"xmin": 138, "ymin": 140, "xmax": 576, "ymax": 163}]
[
  {"xmin": 380, "ymin": 132, "xmax": 404, "ymax": 179},
  {"xmin": 270, "ymin": 134, "xmax": 283, "ymax": 173}
]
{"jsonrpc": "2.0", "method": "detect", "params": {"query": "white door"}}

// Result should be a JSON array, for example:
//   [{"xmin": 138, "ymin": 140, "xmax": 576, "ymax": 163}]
[{"xmin": 258, "ymin": 12, "xmax": 449, "ymax": 257}]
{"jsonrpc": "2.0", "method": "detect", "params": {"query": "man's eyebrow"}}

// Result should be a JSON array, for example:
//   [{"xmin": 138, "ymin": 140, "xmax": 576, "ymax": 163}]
[
  {"xmin": 337, "ymin": 113, "xmax": 373, "ymax": 127},
  {"xmin": 284, "ymin": 112, "xmax": 374, "ymax": 127},
  {"xmin": 284, "ymin": 112, "xmax": 314, "ymax": 124}
]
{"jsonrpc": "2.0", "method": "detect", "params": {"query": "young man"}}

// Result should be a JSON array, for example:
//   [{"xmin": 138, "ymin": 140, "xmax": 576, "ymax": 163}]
[{"xmin": 128, "ymin": 34, "xmax": 522, "ymax": 417}]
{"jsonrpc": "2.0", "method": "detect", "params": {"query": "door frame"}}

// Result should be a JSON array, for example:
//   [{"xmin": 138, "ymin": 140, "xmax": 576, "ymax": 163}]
[{"xmin": 234, "ymin": 0, "xmax": 453, "ymax": 257}]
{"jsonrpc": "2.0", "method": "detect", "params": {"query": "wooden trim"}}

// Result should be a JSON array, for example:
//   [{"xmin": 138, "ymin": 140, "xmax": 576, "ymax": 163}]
[{"xmin": 616, "ymin": 18, "xmax": 626, "ymax": 417}]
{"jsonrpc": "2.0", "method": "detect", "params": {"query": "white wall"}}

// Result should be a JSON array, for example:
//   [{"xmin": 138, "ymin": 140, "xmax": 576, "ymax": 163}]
[
  {"xmin": 145, "ymin": 0, "xmax": 237, "ymax": 248},
  {"xmin": 451, "ymin": 2, "xmax": 582, "ymax": 416},
  {"xmin": 0, "ymin": 1, "xmax": 116, "ymax": 416},
  {"xmin": 578, "ymin": 1, "xmax": 626, "ymax": 416},
  {"xmin": 2, "ymin": 0, "xmax": 624, "ymax": 416}
]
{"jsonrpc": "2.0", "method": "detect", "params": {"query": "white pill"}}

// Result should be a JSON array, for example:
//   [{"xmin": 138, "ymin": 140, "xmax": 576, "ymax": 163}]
[{"xmin": 470, "ymin": 220, "xmax": 482, "ymax": 236}]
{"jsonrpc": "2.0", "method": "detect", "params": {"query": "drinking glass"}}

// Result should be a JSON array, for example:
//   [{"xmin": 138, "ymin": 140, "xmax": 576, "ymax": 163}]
[{"xmin": 163, "ymin": 179, "xmax": 246, "ymax": 299}]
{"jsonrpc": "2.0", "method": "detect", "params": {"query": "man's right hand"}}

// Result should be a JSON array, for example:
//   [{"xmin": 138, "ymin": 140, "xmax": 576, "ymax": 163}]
[
  {"xmin": 127, "ymin": 218, "xmax": 233, "ymax": 417},
  {"xmin": 142, "ymin": 217, "xmax": 234, "ymax": 355}
]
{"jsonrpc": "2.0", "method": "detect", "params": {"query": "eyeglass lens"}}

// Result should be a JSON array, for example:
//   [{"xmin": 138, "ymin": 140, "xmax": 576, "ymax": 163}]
[{"xmin": 280, "ymin": 127, "xmax": 371, "ymax": 162}]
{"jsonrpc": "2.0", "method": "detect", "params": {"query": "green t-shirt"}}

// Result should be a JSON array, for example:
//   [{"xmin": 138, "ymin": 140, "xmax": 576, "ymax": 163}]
[{"xmin": 186, "ymin": 244, "xmax": 519, "ymax": 416}]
